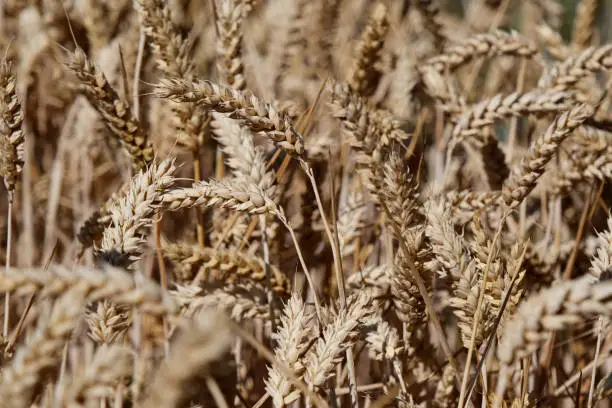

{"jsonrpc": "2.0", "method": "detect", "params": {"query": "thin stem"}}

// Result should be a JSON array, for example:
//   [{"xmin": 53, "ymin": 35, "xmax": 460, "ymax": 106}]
[
  {"xmin": 3, "ymin": 196, "xmax": 13, "ymax": 337},
  {"xmin": 259, "ymin": 214, "xmax": 276, "ymax": 333},
  {"xmin": 193, "ymin": 150, "xmax": 205, "ymax": 247},
  {"xmin": 133, "ymin": 27, "xmax": 146, "ymax": 119},
  {"xmin": 300, "ymin": 161, "xmax": 345, "ymax": 304},
  {"xmin": 277, "ymin": 211, "xmax": 323, "ymax": 321},
  {"xmin": 588, "ymin": 317, "xmax": 606, "ymax": 408},
  {"xmin": 459, "ymin": 211, "xmax": 509, "ymax": 408}
]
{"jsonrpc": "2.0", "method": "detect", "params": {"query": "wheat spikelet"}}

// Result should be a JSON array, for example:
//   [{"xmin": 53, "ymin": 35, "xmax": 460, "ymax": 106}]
[
  {"xmin": 210, "ymin": 112, "xmax": 276, "ymax": 194},
  {"xmin": 425, "ymin": 199, "xmax": 467, "ymax": 279},
  {"xmin": 502, "ymin": 104, "xmax": 594, "ymax": 209},
  {"xmin": 422, "ymin": 30, "xmax": 538, "ymax": 74},
  {"xmin": 303, "ymin": 292, "xmax": 373, "ymax": 390},
  {"xmin": 216, "ymin": 0, "xmax": 246, "ymax": 91},
  {"xmin": 173, "ymin": 284, "xmax": 271, "ymax": 321},
  {"xmin": 590, "ymin": 214, "xmax": 612, "ymax": 281},
  {"xmin": 0, "ymin": 289, "xmax": 87, "ymax": 408},
  {"xmin": 347, "ymin": 2, "xmax": 388, "ymax": 97},
  {"xmin": 65, "ymin": 48, "xmax": 154, "ymax": 169},
  {"xmin": 86, "ymin": 300, "xmax": 130, "ymax": 344},
  {"xmin": 162, "ymin": 178, "xmax": 279, "ymax": 215},
  {"xmin": 155, "ymin": 78, "xmax": 305, "ymax": 157},
  {"xmin": 163, "ymin": 243, "xmax": 289, "ymax": 294},
  {"xmin": 266, "ymin": 294, "xmax": 315, "ymax": 408},
  {"xmin": 538, "ymin": 44, "xmax": 612, "ymax": 92},
  {"xmin": 452, "ymin": 90, "xmax": 571, "ymax": 144},
  {"xmin": 0, "ymin": 57, "xmax": 25, "ymax": 197},
  {"xmin": 95, "ymin": 158, "xmax": 176, "ymax": 267},
  {"xmin": 135, "ymin": 0, "xmax": 195, "ymax": 79}
]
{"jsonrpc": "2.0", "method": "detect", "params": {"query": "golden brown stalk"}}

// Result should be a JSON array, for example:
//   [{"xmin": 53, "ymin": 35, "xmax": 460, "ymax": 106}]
[
  {"xmin": 0, "ymin": 289, "xmax": 87, "ymax": 408},
  {"xmin": 421, "ymin": 30, "xmax": 538, "ymax": 74},
  {"xmin": 163, "ymin": 243, "xmax": 289, "ymax": 295},
  {"xmin": 572, "ymin": 0, "xmax": 599, "ymax": 50},
  {"xmin": 0, "ymin": 57, "xmax": 25, "ymax": 197},
  {"xmin": 96, "ymin": 159, "xmax": 176, "ymax": 268},
  {"xmin": 502, "ymin": 104, "xmax": 594, "ymax": 209},
  {"xmin": 155, "ymin": 78, "xmax": 304, "ymax": 157},
  {"xmin": 216, "ymin": 0, "xmax": 246, "ymax": 90},
  {"xmin": 141, "ymin": 310, "xmax": 232, "ymax": 408},
  {"xmin": 65, "ymin": 48, "xmax": 154, "ymax": 169},
  {"xmin": 347, "ymin": 3, "xmax": 389, "ymax": 98}
]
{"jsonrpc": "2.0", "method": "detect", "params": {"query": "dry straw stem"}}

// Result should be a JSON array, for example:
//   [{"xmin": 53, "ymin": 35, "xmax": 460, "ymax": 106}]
[
  {"xmin": 347, "ymin": 2, "xmax": 389, "ymax": 97},
  {"xmin": 61, "ymin": 344, "xmax": 133, "ymax": 407},
  {"xmin": 65, "ymin": 48, "xmax": 154, "ymax": 169},
  {"xmin": 572, "ymin": 0, "xmax": 599, "ymax": 50},
  {"xmin": 266, "ymin": 294, "xmax": 315, "ymax": 408},
  {"xmin": 495, "ymin": 275, "xmax": 612, "ymax": 400},
  {"xmin": 155, "ymin": 78, "xmax": 305, "ymax": 157},
  {"xmin": 538, "ymin": 44, "xmax": 612, "ymax": 92},
  {"xmin": 0, "ymin": 57, "xmax": 25, "ymax": 196},
  {"xmin": 421, "ymin": 30, "xmax": 538, "ymax": 74},
  {"xmin": 502, "ymin": 103, "xmax": 594, "ymax": 209},
  {"xmin": 96, "ymin": 158, "xmax": 176, "ymax": 267},
  {"xmin": 451, "ymin": 90, "xmax": 571, "ymax": 144},
  {"xmin": 0, "ymin": 288, "xmax": 86, "ymax": 408},
  {"xmin": 163, "ymin": 243, "xmax": 290, "ymax": 294},
  {"xmin": 0, "ymin": 264, "xmax": 177, "ymax": 316},
  {"xmin": 216, "ymin": 0, "xmax": 246, "ymax": 91},
  {"xmin": 141, "ymin": 310, "xmax": 232, "ymax": 408}
]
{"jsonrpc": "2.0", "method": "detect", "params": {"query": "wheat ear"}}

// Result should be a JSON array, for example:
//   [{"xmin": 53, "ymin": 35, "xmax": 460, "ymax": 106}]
[
  {"xmin": 65, "ymin": 48, "xmax": 154, "ymax": 169},
  {"xmin": 155, "ymin": 79, "xmax": 304, "ymax": 157},
  {"xmin": 266, "ymin": 293, "xmax": 315, "ymax": 408},
  {"xmin": 502, "ymin": 103, "xmax": 594, "ymax": 209},
  {"xmin": 95, "ymin": 158, "xmax": 176, "ymax": 267},
  {"xmin": 347, "ymin": 2, "xmax": 389, "ymax": 97}
]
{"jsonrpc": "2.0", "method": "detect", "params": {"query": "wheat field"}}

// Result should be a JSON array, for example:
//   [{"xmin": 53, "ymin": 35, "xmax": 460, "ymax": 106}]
[{"xmin": 0, "ymin": 0, "xmax": 612, "ymax": 407}]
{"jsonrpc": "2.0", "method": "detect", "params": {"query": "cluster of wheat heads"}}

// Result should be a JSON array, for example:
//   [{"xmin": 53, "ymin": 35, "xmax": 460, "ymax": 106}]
[{"xmin": 1, "ymin": 0, "xmax": 612, "ymax": 407}]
